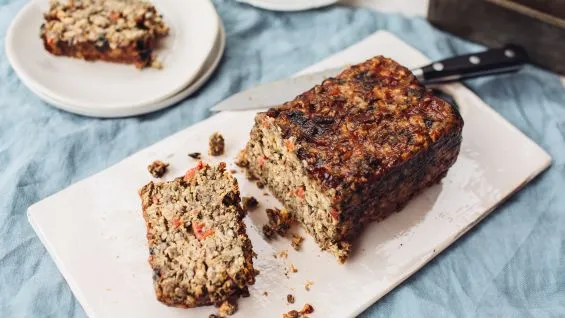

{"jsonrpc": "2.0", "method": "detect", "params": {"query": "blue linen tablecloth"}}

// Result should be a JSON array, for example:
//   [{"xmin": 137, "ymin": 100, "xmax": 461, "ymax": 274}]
[{"xmin": 1, "ymin": 0, "xmax": 564, "ymax": 316}]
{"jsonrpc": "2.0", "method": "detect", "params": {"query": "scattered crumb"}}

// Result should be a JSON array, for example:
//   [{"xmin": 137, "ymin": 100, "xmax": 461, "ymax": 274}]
[
  {"xmin": 256, "ymin": 180, "xmax": 265, "ymax": 189},
  {"xmin": 235, "ymin": 149, "xmax": 249, "ymax": 167},
  {"xmin": 283, "ymin": 304, "xmax": 314, "ymax": 318},
  {"xmin": 219, "ymin": 300, "xmax": 237, "ymax": 316},
  {"xmin": 263, "ymin": 291, "xmax": 269, "ymax": 296},
  {"xmin": 262, "ymin": 208, "xmax": 293, "ymax": 241},
  {"xmin": 282, "ymin": 304, "xmax": 314, "ymax": 318},
  {"xmin": 287, "ymin": 294, "xmax": 295, "ymax": 304},
  {"xmin": 245, "ymin": 169, "xmax": 258, "ymax": 181},
  {"xmin": 188, "ymin": 152, "xmax": 201, "ymax": 159},
  {"xmin": 230, "ymin": 169, "xmax": 237, "ymax": 174},
  {"xmin": 266, "ymin": 208, "xmax": 293, "ymax": 236},
  {"xmin": 305, "ymin": 281, "xmax": 314, "ymax": 291},
  {"xmin": 151, "ymin": 59, "xmax": 163, "ymax": 69},
  {"xmin": 283, "ymin": 310, "xmax": 299, "ymax": 318},
  {"xmin": 289, "ymin": 264, "xmax": 298, "ymax": 273},
  {"xmin": 147, "ymin": 160, "xmax": 168, "ymax": 178},
  {"xmin": 209, "ymin": 132, "xmax": 225, "ymax": 156},
  {"xmin": 291, "ymin": 234, "xmax": 304, "ymax": 251},
  {"xmin": 263, "ymin": 192, "xmax": 269, "ymax": 196},
  {"xmin": 278, "ymin": 250, "xmax": 288, "ymax": 259},
  {"xmin": 254, "ymin": 269, "xmax": 260, "ymax": 276},
  {"xmin": 400, "ymin": 243, "xmax": 403, "ymax": 247},
  {"xmin": 262, "ymin": 224, "xmax": 275, "ymax": 240},
  {"xmin": 209, "ymin": 315, "xmax": 219, "ymax": 318},
  {"xmin": 242, "ymin": 196, "xmax": 259, "ymax": 212},
  {"xmin": 301, "ymin": 304, "xmax": 314, "ymax": 315}
]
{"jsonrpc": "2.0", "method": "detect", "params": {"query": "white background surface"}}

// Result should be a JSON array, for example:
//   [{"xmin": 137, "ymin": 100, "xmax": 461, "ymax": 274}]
[{"xmin": 28, "ymin": 31, "xmax": 551, "ymax": 318}]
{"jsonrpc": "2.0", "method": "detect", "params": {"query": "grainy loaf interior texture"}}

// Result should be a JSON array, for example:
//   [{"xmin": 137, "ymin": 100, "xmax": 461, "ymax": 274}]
[
  {"xmin": 244, "ymin": 55, "xmax": 463, "ymax": 262},
  {"xmin": 139, "ymin": 162, "xmax": 256, "ymax": 307}
]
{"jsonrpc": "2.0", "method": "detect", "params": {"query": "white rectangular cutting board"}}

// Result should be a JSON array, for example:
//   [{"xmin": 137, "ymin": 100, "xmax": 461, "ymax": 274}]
[{"xmin": 28, "ymin": 31, "xmax": 552, "ymax": 318}]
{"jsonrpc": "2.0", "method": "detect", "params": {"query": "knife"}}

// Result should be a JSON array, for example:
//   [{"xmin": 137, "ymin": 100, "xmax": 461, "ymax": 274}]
[{"xmin": 211, "ymin": 45, "xmax": 527, "ymax": 112}]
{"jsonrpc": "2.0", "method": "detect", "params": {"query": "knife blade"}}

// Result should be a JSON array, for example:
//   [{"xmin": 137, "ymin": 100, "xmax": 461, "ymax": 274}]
[
  {"xmin": 210, "ymin": 67, "xmax": 343, "ymax": 112},
  {"xmin": 210, "ymin": 45, "xmax": 527, "ymax": 112}
]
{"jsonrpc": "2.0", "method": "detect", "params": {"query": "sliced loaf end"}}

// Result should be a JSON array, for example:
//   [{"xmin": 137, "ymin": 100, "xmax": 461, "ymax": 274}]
[{"xmin": 139, "ymin": 162, "xmax": 256, "ymax": 308}]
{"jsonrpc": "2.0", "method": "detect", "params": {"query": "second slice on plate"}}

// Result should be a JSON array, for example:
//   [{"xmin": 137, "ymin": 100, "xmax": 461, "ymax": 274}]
[
  {"xmin": 41, "ymin": 0, "xmax": 169, "ymax": 69},
  {"xmin": 6, "ymin": 0, "xmax": 220, "ymax": 114}
]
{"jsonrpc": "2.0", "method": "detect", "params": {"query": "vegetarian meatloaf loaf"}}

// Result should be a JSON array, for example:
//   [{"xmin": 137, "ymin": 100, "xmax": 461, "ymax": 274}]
[
  {"xmin": 139, "ymin": 162, "xmax": 257, "ymax": 307},
  {"xmin": 243, "ymin": 56, "xmax": 463, "ymax": 262},
  {"xmin": 41, "ymin": 0, "xmax": 169, "ymax": 68}
]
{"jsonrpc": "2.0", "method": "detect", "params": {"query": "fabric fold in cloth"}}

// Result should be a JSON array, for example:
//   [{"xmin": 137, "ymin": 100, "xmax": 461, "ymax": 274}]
[{"xmin": 0, "ymin": 0, "xmax": 563, "ymax": 317}]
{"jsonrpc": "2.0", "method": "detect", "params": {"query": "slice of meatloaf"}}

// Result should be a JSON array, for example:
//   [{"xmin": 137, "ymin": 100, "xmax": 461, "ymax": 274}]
[
  {"xmin": 41, "ymin": 0, "xmax": 169, "ymax": 68},
  {"xmin": 139, "ymin": 162, "xmax": 256, "ymax": 307},
  {"xmin": 244, "ymin": 56, "xmax": 463, "ymax": 263}
]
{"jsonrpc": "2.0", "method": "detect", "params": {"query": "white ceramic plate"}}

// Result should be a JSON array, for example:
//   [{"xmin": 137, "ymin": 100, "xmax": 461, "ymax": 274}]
[
  {"xmin": 5, "ymin": 0, "xmax": 219, "ymax": 115},
  {"xmin": 28, "ymin": 21, "xmax": 226, "ymax": 118},
  {"xmin": 237, "ymin": 0, "xmax": 339, "ymax": 11},
  {"xmin": 28, "ymin": 31, "xmax": 551, "ymax": 318}
]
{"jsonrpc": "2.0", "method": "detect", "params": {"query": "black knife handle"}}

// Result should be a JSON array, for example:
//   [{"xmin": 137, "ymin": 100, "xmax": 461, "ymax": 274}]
[{"xmin": 413, "ymin": 45, "xmax": 528, "ymax": 85}]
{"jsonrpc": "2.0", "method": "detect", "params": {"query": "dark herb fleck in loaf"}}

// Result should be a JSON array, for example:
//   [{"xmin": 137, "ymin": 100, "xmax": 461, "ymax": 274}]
[
  {"xmin": 244, "ymin": 56, "xmax": 463, "ymax": 262},
  {"xmin": 139, "ymin": 162, "xmax": 256, "ymax": 307}
]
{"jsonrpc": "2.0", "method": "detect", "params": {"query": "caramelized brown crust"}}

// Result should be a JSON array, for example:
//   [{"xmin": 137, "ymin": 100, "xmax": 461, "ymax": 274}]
[
  {"xmin": 264, "ymin": 56, "xmax": 463, "ymax": 203},
  {"xmin": 41, "ymin": 34, "xmax": 156, "ymax": 68}
]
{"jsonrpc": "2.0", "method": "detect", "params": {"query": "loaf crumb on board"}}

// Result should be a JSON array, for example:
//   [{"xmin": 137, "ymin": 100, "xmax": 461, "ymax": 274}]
[
  {"xmin": 288, "ymin": 264, "xmax": 298, "ymax": 273},
  {"xmin": 245, "ymin": 170, "xmax": 258, "ymax": 181},
  {"xmin": 235, "ymin": 149, "xmax": 249, "ymax": 167},
  {"xmin": 291, "ymin": 234, "xmax": 304, "ymax": 251},
  {"xmin": 301, "ymin": 304, "xmax": 314, "ymax": 314},
  {"xmin": 219, "ymin": 300, "xmax": 237, "ymax": 316},
  {"xmin": 287, "ymin": 294, "xmax": 295, "ymax": 304},
  {"xmin": 147, "ymin": 160, "xmax": 168, "ymax": 178},
  {"xmin": 262, "ymin": 224, "xmax": 275, "ymax": 240},
  {"xmin": 209, "ymin": 132, "xmax": 225, "ymax": 156},
  {"xmin": 266, "ymin": 208, "xmax": 293, "ymax": 236},
  {"xmin": 283, "ymin": 304, "xmax": 314, "ymax": 318},
  {"xmin": 262, "ymin": 208, "xmax": 293, "ymax": 240},
  {"xmin": 283, "ymin": 310, "xmax": 299, "ymax": 318},
  {"xmin": 188, "ymin": 152, "xmax": 201, "ymax": 159},
  {"xmin": 242, "ymin": 196, "xmax": 259, "ymax": 212}
]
